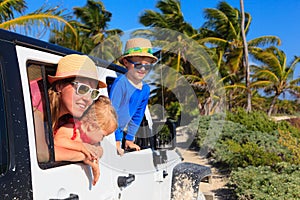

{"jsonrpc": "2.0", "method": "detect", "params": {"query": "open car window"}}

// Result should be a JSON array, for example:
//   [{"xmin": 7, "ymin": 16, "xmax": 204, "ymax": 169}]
[{"xmin": 27, "ymin": 62, "xmax": 57, "ymax": 168}]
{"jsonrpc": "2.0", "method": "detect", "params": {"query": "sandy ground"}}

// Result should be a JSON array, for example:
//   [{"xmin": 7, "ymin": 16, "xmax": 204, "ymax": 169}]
[
  {"xmin": 176, "ymin": 126, "xmax": 234, "ymax": 200},
  {"xmin": 177, "ymin": 148, "xmax": 233, "ymax": 200}
]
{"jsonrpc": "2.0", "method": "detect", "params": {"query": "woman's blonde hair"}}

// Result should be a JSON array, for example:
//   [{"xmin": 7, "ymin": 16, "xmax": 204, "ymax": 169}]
[{"xmin": 81, "ymin": 96, "xmax": 118, "ymax": 133}]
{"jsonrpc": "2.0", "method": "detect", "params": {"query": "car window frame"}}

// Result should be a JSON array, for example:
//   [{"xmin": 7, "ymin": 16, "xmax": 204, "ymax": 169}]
[
  {"xmin": 27, "ymin": 60, "xmax": 74, "ymax": 169},
  {"xmin": 0, "ymin": 59, "xmax": 9, "ymax": 177}
]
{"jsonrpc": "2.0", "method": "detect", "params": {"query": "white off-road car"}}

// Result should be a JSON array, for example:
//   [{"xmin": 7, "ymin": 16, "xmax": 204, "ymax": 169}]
[{"xmin": 0, "ymin": 29, "xmax": 211, "ymax": 200}]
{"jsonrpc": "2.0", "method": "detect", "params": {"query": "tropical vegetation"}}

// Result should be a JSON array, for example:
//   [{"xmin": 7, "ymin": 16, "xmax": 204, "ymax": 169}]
[
  {"xmin": 49, "ymin": 0, "xmax": 122, "ymax": 58},
  {"xmin": 0, "ymin": 0, "xmax": 77, "ymax": 39},
  {"xmin": 190, "ymin": 109, "xmax": 300, "ymax": 199}
]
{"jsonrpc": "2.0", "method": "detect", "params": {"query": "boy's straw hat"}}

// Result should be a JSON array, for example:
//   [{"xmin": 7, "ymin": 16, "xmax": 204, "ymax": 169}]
[
  {"xmin": 119, "ymin": 38, "xmax": 158, "ymax": 65},
  {"xmin": 48, "ymin": 54, "xmax": 106, "ymax": 88}
]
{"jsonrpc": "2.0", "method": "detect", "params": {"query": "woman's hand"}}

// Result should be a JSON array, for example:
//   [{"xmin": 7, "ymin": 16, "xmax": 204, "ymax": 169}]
[{"xmin": 79, "ymin": 144, "xmax": 93, "ymax": 160}]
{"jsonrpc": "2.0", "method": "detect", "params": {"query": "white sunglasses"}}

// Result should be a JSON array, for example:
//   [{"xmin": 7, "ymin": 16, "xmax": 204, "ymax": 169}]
[{"xmin": 71, "ymin": 82, "xmax": 101, "ymax": 101}]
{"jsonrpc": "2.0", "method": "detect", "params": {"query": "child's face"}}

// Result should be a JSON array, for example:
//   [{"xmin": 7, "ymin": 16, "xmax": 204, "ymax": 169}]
[
  {"xmin": 86, "ymin": 127, "xmax": 113, "ymax": 144},
  {"xmin": 124, "ymin": 56, "xmax": 153, "ymax": 83}
]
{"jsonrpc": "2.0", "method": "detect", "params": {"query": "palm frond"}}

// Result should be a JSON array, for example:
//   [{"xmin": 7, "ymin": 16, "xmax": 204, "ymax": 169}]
[{"xmin": 0, "ymin": 0, "xmax": 26, "ymax": 22}]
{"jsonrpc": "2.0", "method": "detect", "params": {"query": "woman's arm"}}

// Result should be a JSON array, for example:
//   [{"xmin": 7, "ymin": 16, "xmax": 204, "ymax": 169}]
[
  {"xmin": 54, "ymin": 125, "xmax": 92, "ymax": 160},
  {"xmin": 54, "ymin": 146, "xmax": 86, "ymax": 162}
]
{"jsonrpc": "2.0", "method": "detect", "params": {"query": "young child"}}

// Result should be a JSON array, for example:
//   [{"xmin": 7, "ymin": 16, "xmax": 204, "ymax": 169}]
[
  {"xmin": 54, "ymin": 95, "xmax": 117, "ymax": 186},
  {"xmin": 109, "ymin": 38, "xmax": 158, "ymax": 154}
]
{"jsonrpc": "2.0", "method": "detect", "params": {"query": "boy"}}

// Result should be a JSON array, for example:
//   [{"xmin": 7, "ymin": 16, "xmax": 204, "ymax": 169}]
[{"xmin": 109, "ymin": 38, "xmax": 158, "ymax": 154}]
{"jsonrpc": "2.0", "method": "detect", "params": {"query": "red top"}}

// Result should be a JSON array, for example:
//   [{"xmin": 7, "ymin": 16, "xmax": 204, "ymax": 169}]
[{"xmin": 54, "ymin": 115, "xmax": 92, "ymax": 143}]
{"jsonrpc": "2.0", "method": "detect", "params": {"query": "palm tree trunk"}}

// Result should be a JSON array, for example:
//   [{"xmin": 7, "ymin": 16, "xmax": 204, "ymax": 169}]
[
  {"xmin": 175, "ymin": 50, "xmax": 181, "ymax": 88},
  {"xmin": 240, "ymin": 0, "xmax": 251, "ymax": 112},
  {"xmin": 268, "ymin": 94, "xmax": 279, "ymax": 116},
  {"xmin": 228, "ymin": 90, "xmax": 233, "ymax": 112}
]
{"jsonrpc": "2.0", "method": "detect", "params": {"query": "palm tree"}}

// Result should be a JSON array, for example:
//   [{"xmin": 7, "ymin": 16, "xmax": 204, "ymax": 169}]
[
  {"xmin": 0, "ymin": 0, "xmax": 26, "ymax": 22},
  {"xmin": 73, "ymin": 0, "xmax": 121, "ymax": 44},
  {"xmin": 140, "ymin": 0, "xmax": 199, "ymax": 38},
  {"xmin": 240, "ymin": 0, "xmax": 251, "ymax": 112},
  {"xmin": 138, "ymin": 0, "xmax": 221, "ymax": 115},
  {"xmin": 252, "ymin": 47, "xmax": 300, "ymax": 116},
  {"xmin": 199, "ymin": 1, "xmax": 280, "ymax": 110},
  {"xmin": 0, "ymin": 0, "xmax": 77, "ymax": 39},
  {"xmin": 139, "ymin": 0, "xmax": 202, "ymax": 78},
  {"xmin": 50, "ymin": 0, "xmax": 122, "ymax": 56}
]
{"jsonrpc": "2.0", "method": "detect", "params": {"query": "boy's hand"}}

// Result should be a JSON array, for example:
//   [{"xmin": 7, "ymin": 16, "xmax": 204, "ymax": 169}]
[
  {"xmin": 125, "ymin": 140, "xmax": 141, "ymax": 151},
  {"xmin": 116, "ymin": 141, "xmax": 124, "ymax": 156}
]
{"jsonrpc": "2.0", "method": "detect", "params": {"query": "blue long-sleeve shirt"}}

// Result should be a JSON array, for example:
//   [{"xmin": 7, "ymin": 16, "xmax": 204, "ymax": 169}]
[{"xmin": 109, "ymin": 75, "xmax": 150, "ymax": 141}]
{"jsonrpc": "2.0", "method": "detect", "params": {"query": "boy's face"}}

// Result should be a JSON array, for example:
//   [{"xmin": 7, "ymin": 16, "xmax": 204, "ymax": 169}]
[{"xmin": 124, "ymin": 56, "xmax": 153, "ymax": 83}]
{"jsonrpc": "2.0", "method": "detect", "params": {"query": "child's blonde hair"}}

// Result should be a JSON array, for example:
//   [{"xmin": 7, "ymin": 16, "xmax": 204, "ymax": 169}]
[{"xmin": 81, "ymin": 95, "xmax": 117, "ymax": 134}]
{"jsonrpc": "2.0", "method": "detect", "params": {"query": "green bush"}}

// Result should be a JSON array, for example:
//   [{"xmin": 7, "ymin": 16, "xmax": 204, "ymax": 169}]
[
  {"xmin": 194, "ymin": 113, "xmax": 293, "ymax": 168},
  {"xmin": 227, "ymin": 108, "xmax": 277, "ymax": 133},
  {"xmin": 216, "ymin": 139, "xmax": 282, "ymax": 168},
  {"xmin": 212, "ymin": 124, "xmax": 290, "ymax": 168},
  {"xmin": 227, "ymin": 107, "xmax": 299, "ymax": 137},
  {"xmin": 230, "ymin": 163, "xmax": 300, "ymax": 200},
  {"xmin": 156, "ymin": 124, "xmax": 170, "ymax": 144},
  {"xmin": 278, "ymin": 129, "xmax": 300, "ymax": 165},
  {"xmin": 191, "ymin": 109, "xmax": 300, "ymax": 199},
  {"xmin": 166, "ymin": 101, "xmax": 181, "ymax": 121},
  {"xmin": 193, "ymin": 114, "xmax": 226, "ymax": 151}
]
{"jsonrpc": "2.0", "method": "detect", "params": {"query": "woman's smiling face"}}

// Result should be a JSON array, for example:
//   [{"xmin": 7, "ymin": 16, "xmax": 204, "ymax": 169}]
[{"xmin": 58, "ymin": 77, "xmax": 98, "ymax": 118}]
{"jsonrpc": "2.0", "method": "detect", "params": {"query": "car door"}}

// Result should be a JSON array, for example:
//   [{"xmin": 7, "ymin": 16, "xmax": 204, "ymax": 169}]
[
  {"xmin": 16, "ymin": 45, "xmax": 120, "ymax": 200},
  {"xmin": 0, "ymin": 38, "xmax": 34, "ymax": 199}
]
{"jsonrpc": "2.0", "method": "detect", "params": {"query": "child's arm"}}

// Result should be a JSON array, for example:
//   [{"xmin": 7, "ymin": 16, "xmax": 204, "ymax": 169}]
[
  {"xmin": 83, "ymin": 159, "xmax": 100, "ymax": 186},
  {"xmin": 125, "ymin": 90, "xmax": 149, "ymax": 151},
  {"xmin": 83, "ymin": 143, "xmax": 103, "ymax": 159},
  {"xmin": 126, "ymin": 90, "xmax": 149, "ymax": 140},
  {"xmin": 116, "ymin": 141, "xmax": 124, "ymax": 155}
]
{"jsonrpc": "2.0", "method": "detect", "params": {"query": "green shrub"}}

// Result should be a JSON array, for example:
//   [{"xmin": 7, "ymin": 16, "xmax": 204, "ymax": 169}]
[
  {"xmin": 193, "ymin": 115, "xmax": 226, "ymax": 151},
  {"xmin": 230, "ymin": 163, "xmax": 300, "ymax": 200},
  {"xmin": 279, "ymin": 129, "xmax": 300, "ymax": 165},
  {"xmin": 191, "ymin": 109, "xmax": 300, "ymax": 199},
  {"xmin": 157, "ymin": 124, "xmax": 170, "ymax": 144},
  {"xmin": 194, "ymin": 114, "xmax": 292, "ymax": 168},
  {"xmin": 166, "ymin": 101, "xmax": 180, "ymax": 120},
  {"xmin": 227, "ymin": 107, "xmax": 299, "ymax": 137},
  {"xmin": 216, "ymin": 139, "xmax": 282, "ymax": 168},
  {"xmin": 227, "ymin": 107, "xmax": 278, "ymax": 133},
  {"xmin": 212, "ymin": 124, "xmax": 289, "ymax": 168}
]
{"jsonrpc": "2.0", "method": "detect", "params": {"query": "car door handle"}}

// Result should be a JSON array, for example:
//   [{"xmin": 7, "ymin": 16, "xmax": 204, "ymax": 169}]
[
  {"xmin": 49, "ymin": 193, "xmax": 79, "ymax": 200},
  {"xmin": 117, "ymin": 174, "xmax": 135, "ymax": 188}
]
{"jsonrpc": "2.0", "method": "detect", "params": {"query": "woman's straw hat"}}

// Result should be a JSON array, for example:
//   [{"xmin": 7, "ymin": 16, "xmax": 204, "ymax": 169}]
[
  {"xmin": 119, "ymin": 38, "xmax": 158, "ymax": 65},
  {"xmin": 48, "ymin": 54, "xmax": 106, "ymax": 88}
]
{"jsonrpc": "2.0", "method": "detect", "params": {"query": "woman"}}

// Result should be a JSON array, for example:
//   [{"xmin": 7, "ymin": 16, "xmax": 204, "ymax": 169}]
[{"xmin": 33, "ymin": 54, "xmax": 106, "ymax": 176}]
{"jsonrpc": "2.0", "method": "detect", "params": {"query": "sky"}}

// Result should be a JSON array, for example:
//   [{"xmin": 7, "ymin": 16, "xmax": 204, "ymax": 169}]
[{"xmin": 26, "ymin": 0, "xmax": 300, "ymax": 72}]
